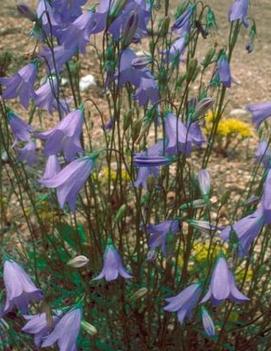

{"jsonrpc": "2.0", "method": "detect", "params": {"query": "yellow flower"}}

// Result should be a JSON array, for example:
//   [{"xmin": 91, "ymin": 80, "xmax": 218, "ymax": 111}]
[
  {"xmin": 205, "ymin": 112, "xmax": 254, "ymax": 139},
  {"xmin": 100, "ymin": 167, "xmax": 130, "ymax": 182}
]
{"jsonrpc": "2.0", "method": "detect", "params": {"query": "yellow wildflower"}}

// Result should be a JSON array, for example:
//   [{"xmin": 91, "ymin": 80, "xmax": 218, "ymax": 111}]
[{"xmin": 205, "ymin": 112, "xmax": 254, "ymax": 139}]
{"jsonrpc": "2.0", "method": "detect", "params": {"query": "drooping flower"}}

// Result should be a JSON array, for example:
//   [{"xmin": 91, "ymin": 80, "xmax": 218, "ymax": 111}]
[
  {"xmin": 60, "ymin": 11, "xmax": 93, "ymax": 53},
  {"xmin": 201, "ymin": 256, "xmax": 249, "ymax": 305},
  {"xmin": 52, "ymin": 0, "xmax": 87, "ymax": 24},
  {"xmin": 42, "ymin": 307, "xmax": 82, "ymax": 351},
  {"xmin": 171, "ymin": 4, "xmax": 194, "ymax": 34},
  {"xmin": 0, "ymin": 63, "xmax": 37, "ymax": 109},
  {"xmin": 198, "ymin": 169, "xmax": 211, "ymax": 199},
  {"xmin": 39, "ymin": 45, "xmax": 75, "ymax": 73},
  {"xmin": 109, "ymin": 0, "xmax": 150, "ymax": 41},
  {"xmin": 134, "ymin": 77, "xmax": 160, "ymax": 107},
  {"xmin": 2, "ymin": 259, "xmax": 43, "ymax": 315},
  {"xmin": 228, "ymin": 0, "xmax": 249, "ymax": 27},
  {"xmin": 166, "ymin": 36, "xmax": 187, "ymax": 63},
  {"xmin": 93, "ymin": 240, "xmax": 132, "ymax": 281},
  {"xmin": 134, "ymin": 167, "xmax": 159, "ymax": 188},
  {"xmin": 164, "ymin": 113, "xmax": 192, "ymax": 155},
  {"xmin": 36, "ymin": 0, "xmax": 61, "ymax": 38},
  {"xmin": 17, "ymin": 141, "xmax": 37, "ymax": 166},
  {"xmin": 261, "ymin": 170, "xmax": 271, "ymax": 224},
  {"xmin": 117, "ymin": 48, "xmax": 151, "ymax": 87},
  {"xmin": 22, "ymin": 313, "xmax": 59, "ymax": 347},
  {"xmin": 146, "ymin": 220, "xmax": 180, "ymax": 255},
  {"xmin": 221, "ymin": 207, "xmax": 264, "ymax": 256},
  {"xmin": 187, "ymin": 219, "xmax": 221, "ymax": 234},
  {"xmin": 133, "ymin": 140, "xmax": 164, "ymax": 188},
  {"xmin": 255, "ymin": 140, "xmax": 271, "ymax": 169},
  {"xmin": 201, "ymin": 307, "xmax": 216, "ymax": 337},
  {"xmin": 37, "ymin": 109, "xmax": 83, "ymax": 161},
  {"xmin": 217, "ymin": 54, "xmax": 231, "ymax": 88},
  {"xmin": 133, "ymin": 154, "xmax": 172, "ymax": 167},
  {"xmin": 34, "ymin": 76, "xmax": 60, "ymax": 114},
  {"xmin": 40, "ymin": 155, "xmax": 61, "ymax": 182},
  {"xmin": 7, "ymin": 111, "xmax": 32, "ymax": 144},
  {"xmin": 40, "ymin": 155, "xmax": 97, "ymax": 211},
  {"xmin": 164, "ymin": 283, "xmax": 201, "ymax": 324},
  {"xmin": 246, "ymin": 101, "xmax": 271, "ymax": 128}
]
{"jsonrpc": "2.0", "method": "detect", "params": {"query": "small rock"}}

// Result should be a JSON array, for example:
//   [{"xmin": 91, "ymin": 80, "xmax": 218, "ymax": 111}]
[
  {"xmin": 79, "ymin": 74, "xmax": 96, "ymax": 92},
  {"xmin": 229, "ymin": 108, "xmax": 248, "ymax": 117}
]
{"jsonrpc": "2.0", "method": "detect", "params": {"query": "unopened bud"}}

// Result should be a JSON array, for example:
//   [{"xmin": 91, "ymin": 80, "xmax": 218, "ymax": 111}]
[
  {"xmin": 17, "ymin": 2, "xmax": 36, "ymax": 21},
  {"xmin": 132, "ymin": 55, "xmax": 152, "ymax": 70},
  {"xmin": 195, "ymin": 97, "xmax": 214, "ymax": 118},
  {"xmin": 201, "ymin": 48, "xmax": 216, "ymax": 68},
  {"xmin": 67, "ymin": 255, "xmax": 89, "ymax": 268},
  {"xmin": 159, "ymin": 16, "xmax": 170, "ymax": 37},
  {"xmin": 132, "ymin": 119, "xmax": 142, "ymax": 142},
  {"xmin": 131, "ymin": 287, "xmax": 148, "ymax": 300},
  {"xmin": 198, "ymin": 169, "xmax": 211, "ymax": 200},
  {"xmin": 122, "ymin": 10, "xmax": 139, "ymax": 48},
  {"xmin": 187, "ymin": 58, "xmax": 198, "ymax": 81},
  {"xmin": 114, "ymin": 204, "xmax": 127, "ymax": 223},
  {"xmin": 81, "ymin": 320, "xmax": 97, "ymax": 336}
]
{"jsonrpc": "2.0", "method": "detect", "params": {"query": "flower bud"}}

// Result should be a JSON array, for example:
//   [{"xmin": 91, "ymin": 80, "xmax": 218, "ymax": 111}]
[
  {"xmin": 195, "ymin": 98, "xmax": 214, "ymax": 119},
  {"xmin": 201, "ymin": 48, "xmax": 216, "ymax": 68},
  {"xmin": 81, "ymin": 320, "xmax": 97, "ymax": 336},
  {"xmin": 131, "ymin": 287, "xmax": 148, "ymax": 300},
  {"xmin": 198, "ymin": 169, "xmax": 211, "ymax": 199},
  {"xmin": 122, "ymin": 10, "xmax": 139, "ymax": 48},
  {"xmin": 187, "ymin": 58, "xmax": 198, "ymax": 81},
  {"xmin": 132, "ymin": 55, "xmax": 152, "ymax": 70},
  {"xmin": 67, "ymin": 255, "xmax": 89, "ymax": 268},
  {"xmin": 159, "ymin": 16, "xmax": 170, "ymax": 37},
  {"xmin": 132, "ymin": 120, "xmax": 142, "ymax": 142},
  {"xmin": 17, "ymin": 2, "xmax": 36, "ymax": 21}
]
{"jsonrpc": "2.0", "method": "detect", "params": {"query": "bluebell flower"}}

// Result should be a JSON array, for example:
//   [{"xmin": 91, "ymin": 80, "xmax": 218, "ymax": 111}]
[
  {"xmin": 164, "ymin": 283, "xmax": 201, "ymax": 324},
  {"xmin": 40, "ymin": 155, "xmax": 97, "ymax": 211},
  {"xmin": 17, "ymin": 141, "xmax": 37, "ymax": 166},
  {"xmin": 2, "ymin": 259, "xmax": 43, "ymax": 315},
  {"xmin": 246, "ymin": 101, "xmax": 271, "ymax": 128},
  {"xmin": 7, "ymin": 111, "xmax": 32, "ymax": 145},
  {"xmin": 60, "ymin": 11, "xmax": 94, "ymax": 53},
  {"xmin": 134, "ymin": 77, "xmax": 159, "ymax": 107},
  {"xmin": 261, "ymin": 169, "xmax": 271, "ymax": 224},
  {"xmin": 229, "ymin": 0, "xmax": 249, "ymax": 27},
  {"xmin": 37, "ymin": 109, "xmax": 83, "ymax": 161},
  {"xmin": 201, "ymin": 256, "xmax": 249, "ymax": 305},
  {"xmin": 22, "ymin": 313, "xmax": 59, "ymax": 348},
  {"xmin": 134, "ymin": 140, "xmax": 164, "ymax": 188},
  {"xmin": 217, "ymin": 54, "xmax": 231, "ymax": 88},
  {"xmin": 52, "ymin": 0, "xmax": 87, "ymax": 24},
  {"xmin": 115, "ymin": 48, "xmax": 151, "ymax": 88},
  {"xmin": 171, "ymin": 4, "xmax": 194, "ymax": 34},
  {"xmin": 146, "ymin": 220, "xmax": 180, "ymax": 255},
  {"xmin": 221, "ymin": 207, "xmax": 264, "ymax": 256},
  {"xmin": 42, "ymin": 307, "xmax": 82, "ymax": 351},
  {"xmin": 39, "ymin": 45, "xmax": 75, "ymax": 73},
  {"xmin": 0, "ymin": 63, "xmax": 37, "ymax": 109},
  {"xmin": 36, "ymin": 0, "xmax": 61, "ymax": 38},
  {"xmin": 34, "ymin": 76, "xmax": 61, "ymax": 114},
  {"xmin": 201, "ymin": 307, "xmax": 216, "ymax": 337},
  {"xmin": 255, "ymin": 140, "xmax": 271, "ymax": 169},
  {"xmin": 94, "ymin": 241, "xmax": 132, "ymax": 281},
  {"xmin": 40, "ymin": 155, "xmax": 61, "ymax": 182}
]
